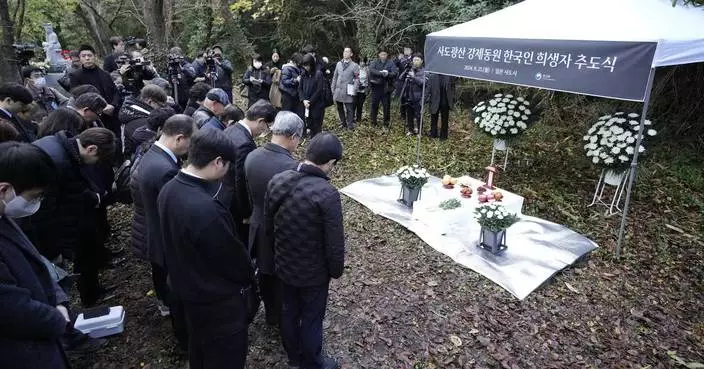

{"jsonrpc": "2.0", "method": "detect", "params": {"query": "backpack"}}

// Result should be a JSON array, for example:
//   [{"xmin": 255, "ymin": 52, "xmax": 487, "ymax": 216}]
[{"xmin": 113, "ymin": 140, "xmax": 153, "ymax": 204}]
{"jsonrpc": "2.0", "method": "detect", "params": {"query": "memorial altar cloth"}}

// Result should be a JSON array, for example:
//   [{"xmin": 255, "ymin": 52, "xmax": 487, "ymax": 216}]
[{"xmin": 340, "ymin": 175, "xmax": 598, "ymax": 299}]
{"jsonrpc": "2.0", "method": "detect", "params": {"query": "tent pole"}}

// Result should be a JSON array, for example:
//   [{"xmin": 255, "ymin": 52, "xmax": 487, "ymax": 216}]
[
  {"xmin": 615, "ymin": 67, "xmax": 656, "ymax": 260},
  {"xmin": 416, "ymin": 72, "xmax": 429, "ymax": 164}
]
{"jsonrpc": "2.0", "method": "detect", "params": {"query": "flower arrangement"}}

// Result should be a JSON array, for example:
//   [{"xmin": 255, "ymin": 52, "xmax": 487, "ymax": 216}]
[
  {"xmin": 471, "ymin": 94, "xmax": 537, "ymax": 140},
  {"xmin": 583, "ymin": 112, "xmax": 657, "ymax": 171},
  {"xmin": 474, "ymin": 203, "xmax": 519, "ymax": 232},
  {"xmin": 396, "ymin": 164, "xmax": 430, "ymax": 190}
]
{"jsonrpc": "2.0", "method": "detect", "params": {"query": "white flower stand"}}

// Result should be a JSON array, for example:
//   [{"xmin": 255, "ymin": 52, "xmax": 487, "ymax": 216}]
[
  {"xmin": 588, "ymin": 169, "xmax": 630, "ymax": 216},
  {"xmin": 490, "ymin": 139, "xmax": 510, "ymax": 169}
]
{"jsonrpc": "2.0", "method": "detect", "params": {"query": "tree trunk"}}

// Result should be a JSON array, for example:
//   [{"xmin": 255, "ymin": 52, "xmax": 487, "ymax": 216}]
[
  {"xmin": 144, "ymin": 0, "xmax": 166, "ymax": 57},
  {"xmin": 75, "ymin": 2, "xmax": 110, "ymax": 56},
  {"xmin": 12, "ymin": 0, "xmax": 23, "ymax": 41},
  {"xmin": 0, "ymin": 0, "xmax": 20, "ymax": 82}
]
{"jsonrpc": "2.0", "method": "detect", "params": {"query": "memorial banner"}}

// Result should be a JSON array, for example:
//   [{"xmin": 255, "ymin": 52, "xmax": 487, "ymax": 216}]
[{"xmin": 424, "ymin": 37, "xmax": 657, "ymax": 101}]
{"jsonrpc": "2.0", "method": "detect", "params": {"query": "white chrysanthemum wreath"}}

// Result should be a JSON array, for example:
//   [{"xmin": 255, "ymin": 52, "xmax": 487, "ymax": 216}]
[
  {"xmin": 471, "ymin": 94, "xmax": 537, "ymax": 140},
  {"xmin": 583, "ymin": 112, "xmax": 657, "ymax": 170}
]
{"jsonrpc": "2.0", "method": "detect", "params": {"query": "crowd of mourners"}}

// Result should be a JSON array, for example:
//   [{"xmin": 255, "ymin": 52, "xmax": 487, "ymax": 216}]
[{"xmin": 0, "ymin": 36, "xmax": 457, "ymax": 369}]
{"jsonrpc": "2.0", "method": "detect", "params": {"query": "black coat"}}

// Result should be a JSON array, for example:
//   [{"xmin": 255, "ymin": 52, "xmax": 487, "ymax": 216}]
[
  {"xmin": 129, "ymin": 159, "xmax": 147, "ymax": 260},
  {"xmin": 223, "ymin": 123, "xmax": 256, "ymax": 223},
  {"xmin": 368, "ymin": 59, "xmax": 398, "ymax": 93},
  {"xmin": 299, "ymin": 70, "xmax": 325, "ymax": 110},
  {"xmin": 136, "ymin": 144, "xmax": 180, "ymax": 267},
  {"xmin": 119, "ymin": 97, "xmax": 153, "ymax": 157},
  {"xmin": 31, "ymin": 132, "xmax": 101, "ymax": 259},
  {"xmin": 158, "ymin": 171, "xmax": 254, "ymax": 303},
  {"xmin": 243, "ymin": 143, "xmax": 298, "ymax": 274},
  {"xmin": 0, "ymin": 217, "xmax": 70, "ymax": 369},
  {"xmin": 427, "ymin": 74, "xmax": 456, "ymax": 114},
  {"xmin": 183, "ymin": 101, "xmax": 199, "ymax": 117},
  {"xmin": 243, "ymin": 66, "xmax": 272, "ymax": 103},
  {"xmin": 265, "ymin": 164, "xmax": 345, "ymax": 287},
  {"xmin": 0, "ymin": 109, "xmax": 37, "ymax": 143},
  {"xmin": 69, "ymin": 66, "xmax": 121, "ymax": 108}
]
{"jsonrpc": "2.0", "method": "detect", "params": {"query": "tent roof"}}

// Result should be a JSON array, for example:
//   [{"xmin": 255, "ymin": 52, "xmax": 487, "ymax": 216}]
[{"xmin": 428, "ymin": 0, "xmax": 704, "ymax": 67}]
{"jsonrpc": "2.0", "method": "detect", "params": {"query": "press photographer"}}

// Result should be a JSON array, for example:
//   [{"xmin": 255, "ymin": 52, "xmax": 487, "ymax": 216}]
[
  {"xmin": 166, "ymin": 47, "xmax": 195, "ymax": 109},
  {"xmin": 117, "ymin": 51, "xmax": 159, "ymax": 97},
  {"xmin": 193, "ymin": 46, "xmax": 234, "ymax": 101},
  {"xmin": 398, "ymin": 52, "xmax": 425, "ymax": 136}
]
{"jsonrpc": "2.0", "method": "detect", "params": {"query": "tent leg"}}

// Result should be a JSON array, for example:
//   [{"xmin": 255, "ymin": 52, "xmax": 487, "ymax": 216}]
[
  {"xmin": 615, "ymin": 68, "xmax": 656, "ymax": 260},
  {"xmin": 416, "ymin": 72, "xmax": 428, "ymax": 165}
]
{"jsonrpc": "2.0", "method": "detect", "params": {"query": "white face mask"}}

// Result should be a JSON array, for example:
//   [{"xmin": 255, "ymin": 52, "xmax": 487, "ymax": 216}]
[
  {"xmin": 33, "ymin": 77, "xmax": 47, "ymax": 88},
  {"xmin": 253, "ymin": 62, "xmax": 262, "ymax": 69},
  {"xmin": 2, "ymin": 187, "xmax": 41, "ymax": 218}
]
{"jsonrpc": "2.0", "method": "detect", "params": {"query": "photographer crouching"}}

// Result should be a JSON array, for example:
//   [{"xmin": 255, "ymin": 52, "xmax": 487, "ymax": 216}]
[
  {"xmin": 398, "ymin": 53, "xmax": 425, "ymax": 136},
  {"xmin": 116, "ymin": 51, "xmax": 160, "ymax": 98}
]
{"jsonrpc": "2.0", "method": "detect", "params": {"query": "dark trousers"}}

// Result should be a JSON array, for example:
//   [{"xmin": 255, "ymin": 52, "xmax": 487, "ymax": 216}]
[
  {"xmin": 370, "ymin": 86, "xmax": 391, "ymax": 126},
  {"xmin": 75, "ymin": 234, "xmax": 100, "ymax": 306},
  {"xmin": 354, "ymin": 91, "xmax": 366, "ymax": 121},
  {"xmin": 335, "ymin": 101, "xmax": 355, "ymax": 129},
  {"xmin": 282, "ymin": 93, "xmax": 304, "ymax": 122},
  {"xmin": 281, "ymin": 282, "xmax": 329, "ymax": 368},
  {"xmin": 402, "ymin": 101, "xmax": 420, "ymax": 133},
  {"xmin": 259, "ymin": 273, "xmax": 282, "ymax": 325},
  {"xmin": 306, "ymin": 108, "xmax": 325, "ymax": 138},
  {"xmin": 430, "ymin": 106, "xmax": 450, "ymax": 139},
  {"xmin": 152, "ymin": 263, "xmax": 189, "ymax": 350},
  {"xmin": 151, "ymin": 262, "xmax": 169, "ymax": 303},
  {"xmin": 235, "ymin": 222, "xmax": 249, "ymax": 251},
  {"xmin": 185, "ymin": 296, "xmax": 249, "ymax": 369}
]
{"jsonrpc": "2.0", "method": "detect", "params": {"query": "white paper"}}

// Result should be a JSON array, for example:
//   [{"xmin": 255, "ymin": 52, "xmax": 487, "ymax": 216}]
[{"xmin": 346, "ymin": 84, "xmax": 356, "ymax": 96}]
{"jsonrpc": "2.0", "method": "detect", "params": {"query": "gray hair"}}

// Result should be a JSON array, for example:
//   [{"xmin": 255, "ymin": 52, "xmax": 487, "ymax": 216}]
[{"xmin": 271, "ymin": 111, "xmax": 304, "ymax": 137}]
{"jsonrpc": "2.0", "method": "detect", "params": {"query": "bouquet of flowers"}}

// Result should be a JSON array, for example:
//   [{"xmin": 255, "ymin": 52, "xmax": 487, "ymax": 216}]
[
  {"xmin": 471, "ymin": 94, "xmax": 537, "ymax": 140},
  {"xmin": 583, "ymin": 112, "xmax": 657, "ymax": 170},
  {"xmin": 474, "ymin": 203, "xmax": 519, "ymax": 231},
  {"xmin": 396, "ymin": 164, "xmax": 430, "ymax": 189}
]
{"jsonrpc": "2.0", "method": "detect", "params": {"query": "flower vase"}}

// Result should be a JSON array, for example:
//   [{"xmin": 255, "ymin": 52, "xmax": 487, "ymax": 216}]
[
  {"xmin": 478, "ymin": 228, "xmax": 507, "ymax": 254},
  {"xmin": 603, "ymin": 169, "xmax": 627, "ymax": 186},
  {"xmin": 493, "ymin": 139, "xmax": 507, "ymax": 151},
  {"xmin": 400, "ymin": 185, "xmax": 421, "ymax": 208}
]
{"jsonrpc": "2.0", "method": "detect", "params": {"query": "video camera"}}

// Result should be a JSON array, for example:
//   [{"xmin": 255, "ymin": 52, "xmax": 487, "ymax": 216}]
[
  {"xmin": 13, "ymin": 43, "xmax": 37, "ymax": 66},
  {"xmin": 203, "ymin": 49, "xmax": 218, "ymax": 80},
  {"xmin": 116, "ymin": 54, "xmax": 152, "ymax": 95},
  {"xmin": 124, "ymin": 36, "xmax": 147, "ymax": 49},
  {"xmin": 116, "ymin": 54, "xmax": 151, "ymax": 71}
]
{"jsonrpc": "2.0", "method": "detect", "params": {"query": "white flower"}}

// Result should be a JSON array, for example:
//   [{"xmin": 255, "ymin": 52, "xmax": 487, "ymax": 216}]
[
  {"xmin": 502, "ymin": 98, "xmax": 509, "ymax": 103},
  {"xmin": 521, "ymin": 115, "xmax": 529, "ymax": 121},
  {"xmin": 494, "ymin": 94, "xmax": 503, "ymax": 98},
  {"xmin": 625, "ymin": 146, "xmax": 634, "ymax": 154},
  {"xmin": 639, "ymin": 145, "xmax": 645, "ymax": 153},
  {"xmin": 481, "ymin": 208, "xmax": 487, "ymax": 213},
  {"xmin": 644, "ymin": 120, "xmax": 652, "ymax": 126},
  {"xmin": 511, "ymin": 128, "xmax": 519, "ymax": 134},
  {"xmin": 628, "ymin": 113, "xmax": 639, "ymax": 118},
  {"xmin": 508, "ymin": 105, "xmax": 515, "ymax": 110},
  {"xmin": 506, "ymin": 94, "xmax": 513, "ymax": 98},
  {"xmin": 524, "ymin": 109, "xmax": 531, "ymax": 115},
  {"xmin": 497, "ymin": 215, "xmax": 504, "ymax": 220},
  {"xmin": 604, "ymin": 157, "xmax": 614, "ymax": 164},
  {"xmin": 487, "ymin": 211, "xmax": 494, "ymax": 218},
  {"xmin": 517, "ymin": 97, "xmax": 525, "ymax": 102},
  {"xmin": 629, "ymin": 120, "xmax": 639, "ymax": 126},
  {"xmin": 647, "ymin": 129, "xmax": 657, "ymax": 136},
  {"xmin": 489, "ymin": 100, "xmax": 497, "ymax": 106},
  {"xmin": 592, "ymin": 157, "xmax": 599, "ymax": 164},
  {"xmin": 619, "ymin": 155, "xmax": 629, "ymax": 162},
  {"xmin": 590, "ymin": 136, "xmax": 598, "ymax": 143},
  {"xmin": 611, "ymin": 147, "xmax": 620, "ymax": 154}
]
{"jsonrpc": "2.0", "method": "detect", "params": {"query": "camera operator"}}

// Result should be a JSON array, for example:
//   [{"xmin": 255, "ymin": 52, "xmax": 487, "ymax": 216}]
[
  {"xmin": 117, "ymin": 50, "xmax": 159, "ymax": 98},
  {"xmin": 166, "ymin": 47, "xmax": 196, "ymax": 110},
  {"xmin": 193, "ymin": 46, "xmax": 234, "ymax": 102},
  {"xmin": 398, "ymin": 53, "xmax": 425, "ymax": 136},
  {"xmin": 22, "ymin": 66, "xmax": 68, "ymax": 122},
  {"xmin": 103, "ymin": 36, "xmax": 126, "ymax": 73}
]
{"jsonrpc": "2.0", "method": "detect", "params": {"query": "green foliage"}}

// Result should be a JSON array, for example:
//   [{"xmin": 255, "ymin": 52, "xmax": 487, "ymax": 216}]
[{"xmin": 439, "ymin": 198, "xmax": 462, "ymax": 210}]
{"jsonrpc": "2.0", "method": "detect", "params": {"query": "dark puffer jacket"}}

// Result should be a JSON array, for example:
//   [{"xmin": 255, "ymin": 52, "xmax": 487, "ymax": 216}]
[
  {"xmin": 265, "ymin": 164, "xmax": 345, "ymax": 287},
  {"xmin": 118, "ymin": 96, "xmax": 153, "ymax": 157},
  {"xmin": 31, "ymin": 131, "xmax": 101, "ymax": 260},
  {"xmin": 129, "ymin": 159, "xmax": 148, "ymax": 260}
]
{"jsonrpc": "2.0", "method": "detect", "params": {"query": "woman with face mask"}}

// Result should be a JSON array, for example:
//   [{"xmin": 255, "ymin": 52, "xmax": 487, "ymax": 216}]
[
  {"xmin": 21, "ymin": 66, "xmax": 69, "ymax": 123},
  {"xmin": 0, "ymin": 141, "xmax": 74, "ymax": 369},
  {"xmin": 243, "ymin": 53, "xmax": 272, "ymax": 108}
]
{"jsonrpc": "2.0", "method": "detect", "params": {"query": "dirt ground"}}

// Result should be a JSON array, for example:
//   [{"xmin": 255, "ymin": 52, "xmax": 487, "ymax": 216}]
[{"xmin": 70, "ymin": 106, "xmax": 704, "ymax": 369}]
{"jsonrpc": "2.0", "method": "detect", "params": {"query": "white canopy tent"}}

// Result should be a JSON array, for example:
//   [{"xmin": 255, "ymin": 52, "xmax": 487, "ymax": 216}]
[{"xmin": 420, "ymin": 0, "xmax": 704, "ymax": 257}]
